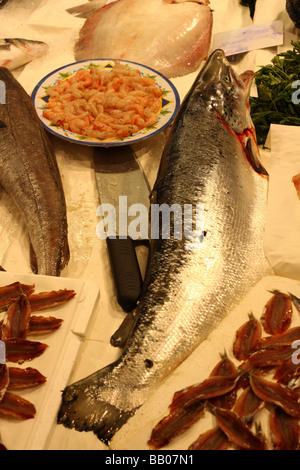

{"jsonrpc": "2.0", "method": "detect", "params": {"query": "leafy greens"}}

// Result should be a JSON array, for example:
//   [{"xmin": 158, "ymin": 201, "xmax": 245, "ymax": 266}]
[{"xmin": 250, "ymin": 41, "xmax": 300, "ymax": 145}]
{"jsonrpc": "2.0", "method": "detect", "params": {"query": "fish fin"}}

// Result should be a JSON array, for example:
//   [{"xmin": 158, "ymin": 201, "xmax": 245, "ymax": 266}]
[
  {"xmin": 110, "ymin": 311, "xmax": 138, "ymax": 348},
  {"xmin": 0, "ymin": 40, "xmax": 11, "ymax": 51},
  {"xmin": 244, "ymin": 132, "xmax": 268, "ymax": 176},
  {"xmin": 74, "ymin": 2, "xmax": 116, "ymax": 61},
  {"xmin": 29, "ymin": 243, "xmax": 38, "ymax": 275},
  {"xmin": 57, "ymin": 361, "xmax": 136, "ymax": 444},
  {"xmin": 58, "ymin": 236, "xmax": 70, "ymax": 275},
  {"xmin": 66, "ymin": 1, "xmax": 106, "ymax": 18}
]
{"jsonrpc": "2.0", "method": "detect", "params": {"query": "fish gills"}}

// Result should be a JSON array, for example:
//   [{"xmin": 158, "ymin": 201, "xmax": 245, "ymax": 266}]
[
  {"xmin": 58, "ymin": 50, "xmax": 271, "ymax": 444},
  {"xmin": 0, "ymin": 67, "xmax": 69, "ymax": 276}
]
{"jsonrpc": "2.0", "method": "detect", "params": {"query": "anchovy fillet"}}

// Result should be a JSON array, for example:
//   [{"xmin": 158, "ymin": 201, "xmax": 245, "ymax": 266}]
[
  {"xmin": 58, "ymin": 50, "xmax": 271, "ymax": 444},
  {"xmin": 0, "ymin": 67, "xmax": 69, "ymax": 276}
]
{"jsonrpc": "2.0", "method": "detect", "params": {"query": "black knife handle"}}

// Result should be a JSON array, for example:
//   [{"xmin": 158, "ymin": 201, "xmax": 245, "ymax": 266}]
[{"xmin": 106, "ymin": 236, "xmax": 143, "ymax": 312}]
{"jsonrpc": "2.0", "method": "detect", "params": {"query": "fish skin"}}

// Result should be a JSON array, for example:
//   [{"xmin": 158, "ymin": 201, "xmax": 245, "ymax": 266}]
[
  {"xmin": 0, "ymin": 67, "xmax": 69, "ymax": 276},
  {"xmin": 57, "ymin": 50, "xmax": 271, "ymax": 444},
  {"xmin": 74, "ymin": 0, "xmax": 213, "ymax": 78},
  {"xmin": 0, "ymin": 38, "xmax": 48, "ymax": 71}
]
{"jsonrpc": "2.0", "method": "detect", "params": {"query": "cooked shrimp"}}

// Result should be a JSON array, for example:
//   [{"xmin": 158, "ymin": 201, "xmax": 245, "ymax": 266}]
[{"xmin": 42, "ymin": 62, "xmax": 163, "ymax": 140}]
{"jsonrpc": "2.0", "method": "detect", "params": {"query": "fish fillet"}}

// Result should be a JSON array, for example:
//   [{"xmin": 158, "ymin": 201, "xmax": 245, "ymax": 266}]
[
  {"xmin": 58, "ymin": 50, "xmax": 271, "ymax": 444},
  {"xmin": 0, "ymin": 67, "xmax": 69, "ymax": 276},
  {"xmin": 75, "ymin": 0, "xmax": 213, "ymax": 78}
]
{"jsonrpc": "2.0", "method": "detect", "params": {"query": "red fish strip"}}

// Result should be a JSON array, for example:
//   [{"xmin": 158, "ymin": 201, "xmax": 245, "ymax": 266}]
[
  {"xmin": 269, "ymin": 406, "xmax": 300, "ymax": 450},
  {"xmin": 28, "ymin": 315, "xmax": 63, "ymax": 335},
  {"xmin": 0, "ymin": 364, "xmax": 9, "ymax": 402},
  {"xmin": 240, "ymin": 345, "xmax": 292, "ymax": 371},
  {"xmin": 273, "ymin": 358, "xmax": 300, "ymax": 385},
  {"xmin": 260, "ymin": 290, "xmax": 293, "ymax": 335},
  {"xmin": 255, "ymin": 326, "xmax": 300, "ymax": 350},
  {"xmin": 147, "ymin": 402, "xmax": 205, "ymax": 450},
  {"xmin": 213, "ymin": 407, "xmax": 267, "ymax": 450},
  {"xmin": 5, "ymin": 338, "xmax": 48, "ymax": 364},
  {"xmin": 232, "ymin": 313, "xmax": 262, "ymax": 360},
  {"xmin": 208, "ymin": 352, "xmax": 238, "ymax": 410},
  {"xmin": 188, "ymin": 426, "xmax": 229, "ymax": 450},
  {"xmin": 28, "ymin": 289, "xmax": 76, "ymax": 312},
  {"xmin": 7, "ymin": 367, "xmax": 46, "ymax": 390},
  {"xmin": 0, "ymin": 391, "xmax": 36, "ymax": 419},
  {"xmin": 233, "ymin": 385, "xmax": 263, "ymax": 424},
  {"xmin": 1, "ymin": 294, "xmax": 31, "ymax": 341},
  {"xmin": 209, "ymin": 351, "xmax": 238, "ymax": 377},
  {"xmin": 0, "ymin": 282, "xmax": 34, "ymax": 308},
  {"xmin": 170, "ymin": 375, "xmax": 239, "ymax": 410},
  {"xmin": 250, "ymin": 374, "xmax": 300, "ymax": 418},
  {"xmin": 0, "ymin": 316, "xmax": 64, "ymax": 336}
]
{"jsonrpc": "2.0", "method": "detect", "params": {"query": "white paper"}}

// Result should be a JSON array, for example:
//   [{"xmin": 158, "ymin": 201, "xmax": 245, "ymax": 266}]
[
  {"xmin": 213, "ymin": 20, "xmax": 283, "ymax": 57},
  {"xmin": 264, "ymin": 125, "xmax": 300, "ymax": 281}
]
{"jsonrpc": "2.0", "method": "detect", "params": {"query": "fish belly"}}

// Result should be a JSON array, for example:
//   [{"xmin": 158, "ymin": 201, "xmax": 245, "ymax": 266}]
[
  {"xmin": 75, "ymin": 0, "xmax": 212, "ymax": 78},
  {"xmin": 0, "ymin": 67, "xmax": 69, "ymax": 276}
]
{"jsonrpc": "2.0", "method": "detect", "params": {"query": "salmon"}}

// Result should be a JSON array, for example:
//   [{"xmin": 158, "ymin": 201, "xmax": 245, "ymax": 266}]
[
  {"xmin": 0, "ymin": 67, "xmax": 69, "ymax": 276},
  {"xmin": 57, "ymin": 50, "xmax": 271, "ymax": 444}
]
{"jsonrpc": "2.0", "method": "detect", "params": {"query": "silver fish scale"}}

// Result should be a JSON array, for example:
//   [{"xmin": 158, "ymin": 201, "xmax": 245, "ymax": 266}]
[
  {"xmin": 92, "ymin": 106, "xmax": 271, "ymax": 413},
  {"xmin": 58, "ymin": 51, "xmax": 272, "ymax": 443}
]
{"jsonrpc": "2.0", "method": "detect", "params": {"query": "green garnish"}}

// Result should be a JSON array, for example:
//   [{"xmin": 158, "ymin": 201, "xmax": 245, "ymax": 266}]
[
  {"xmin": 250, "ymin": 41, "xmax": 300, "ymax": 145},
  {"xmin": 239, "ymin": 0, "xmax": 257, "ymax": 19}
]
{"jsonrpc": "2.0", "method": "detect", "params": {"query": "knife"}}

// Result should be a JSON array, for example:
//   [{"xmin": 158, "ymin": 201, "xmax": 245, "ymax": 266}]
[{"xmin": 93, "ymin": 146, "xmax": 150, "ymax": 312}]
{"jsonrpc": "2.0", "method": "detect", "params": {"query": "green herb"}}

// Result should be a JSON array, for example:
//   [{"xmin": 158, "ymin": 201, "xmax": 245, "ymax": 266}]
[
  {"xmin": 249, "ymin": 41, "xmax": 300, "ymax": 145},
  {"xmin": 239, "ymin": 0, "xmax": 257, "ymax": 19},
  {"xmin": 58, "ymin": 72, "xmax": 72, "ymax": 79}
]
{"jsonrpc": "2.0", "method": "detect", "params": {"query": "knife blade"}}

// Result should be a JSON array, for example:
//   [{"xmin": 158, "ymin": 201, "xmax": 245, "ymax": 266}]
[{"xmin": 94, "ymin": 145, "xmax": 150, "ymax": 312}]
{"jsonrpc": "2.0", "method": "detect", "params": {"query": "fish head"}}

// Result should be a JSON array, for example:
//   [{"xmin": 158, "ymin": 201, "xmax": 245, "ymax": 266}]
[
  {"xmin": 6, "ymin": 39, "xmax": 49, "ymax": 59},
  {"xmin": 197, "ymin": 49, "xmax": 267, "ymax": 175}
]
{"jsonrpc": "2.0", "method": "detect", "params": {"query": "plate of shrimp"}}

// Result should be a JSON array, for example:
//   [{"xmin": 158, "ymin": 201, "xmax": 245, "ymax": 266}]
[{"xmin": 31, "ymin": 59, "xmax": 180, "ymax": 147}]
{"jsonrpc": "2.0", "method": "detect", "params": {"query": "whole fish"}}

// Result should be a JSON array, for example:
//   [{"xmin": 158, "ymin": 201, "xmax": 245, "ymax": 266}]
[
  {"xmin": 58, "ymin": 49, "xmax": 271, "ymax": 444},
  {"xmin": 73, "ymin": 0, "xmax": 213, "ymax": 78},
  {"xmin": 0, "ymin": 38, "xmax": 48, "ymax": 71},
  {"xmin": 0, "ymin": 67, "xmax": 69, "ymax": 276}
]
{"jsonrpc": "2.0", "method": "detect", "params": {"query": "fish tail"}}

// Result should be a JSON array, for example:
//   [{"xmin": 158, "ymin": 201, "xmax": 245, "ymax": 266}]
[{"xmin": 57, "ymin": 361, "xmax": 135, "ymax": 444}]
